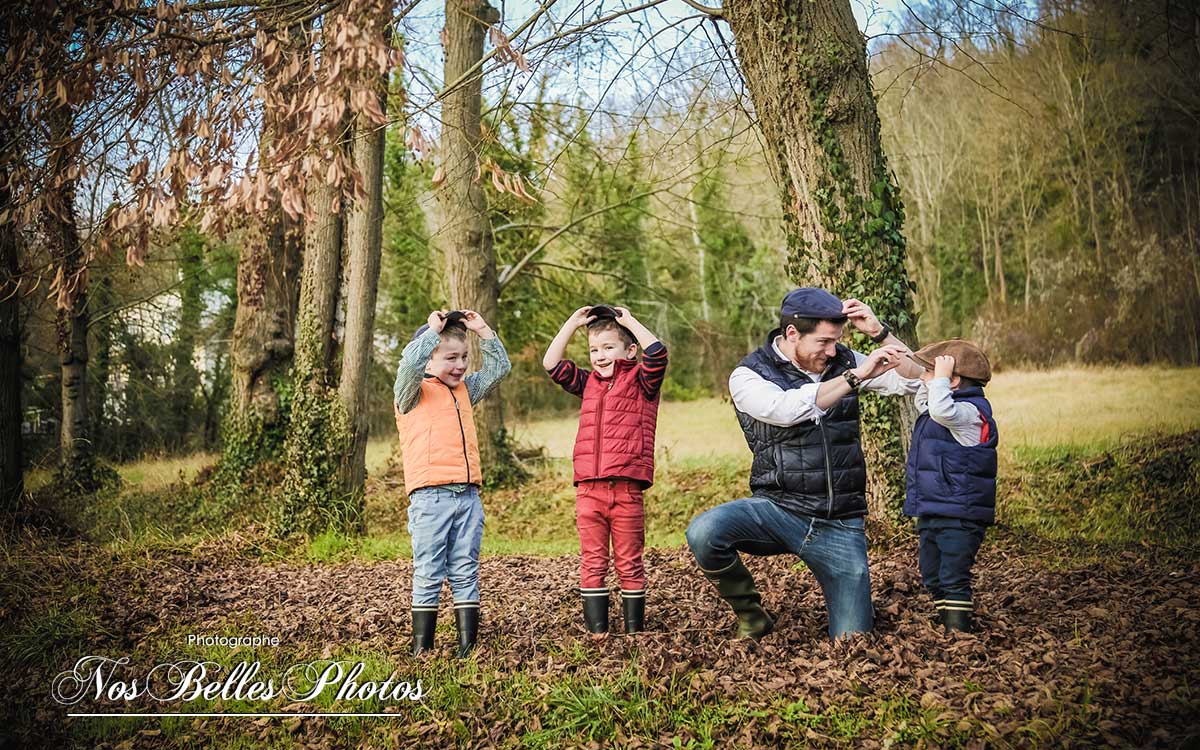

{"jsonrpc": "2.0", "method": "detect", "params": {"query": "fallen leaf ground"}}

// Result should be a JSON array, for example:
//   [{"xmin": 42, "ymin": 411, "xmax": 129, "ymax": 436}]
[{"xmin": 3, "ymin": 527, "xmax": 1198, "ymax": 749}]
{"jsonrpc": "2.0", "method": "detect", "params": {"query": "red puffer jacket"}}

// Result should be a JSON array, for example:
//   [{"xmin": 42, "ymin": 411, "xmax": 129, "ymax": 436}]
[{"xmin": 572, "ymin": 357, "xmax": 660, "ymax": 487}]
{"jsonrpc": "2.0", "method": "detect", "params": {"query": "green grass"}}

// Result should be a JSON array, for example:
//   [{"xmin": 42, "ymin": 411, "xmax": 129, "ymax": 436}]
[
  {"xmin": 1000, "ymin": 430, "xmax": 1200, "ymax": 548},
  {"xmin": 26, "ymin": 366, "xmax": 1200, "ymax": 561},
  {"xmin": 511, "ymin": 365, "xmax": 1200, "ymax": 460}
]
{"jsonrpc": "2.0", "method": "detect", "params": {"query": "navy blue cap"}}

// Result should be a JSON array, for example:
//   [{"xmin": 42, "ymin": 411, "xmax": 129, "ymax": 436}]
[
  {"xmin": 587, "ymin": 304, "xmax": 621, "ymax": 321},
  {"xmin": 413, "ymin": 310, "xmax": 467, "ymax": 340},
  {"xmin": 780, "ymin": 288, "xmax": 846, "ymax": 321}
]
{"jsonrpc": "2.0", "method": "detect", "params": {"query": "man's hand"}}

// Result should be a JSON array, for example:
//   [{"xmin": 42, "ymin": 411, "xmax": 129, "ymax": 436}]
[
  {"xmin": 854, "ymin": 345, "xmax": 906, "ymax": 380},
  {"xmin": 842, "ymin": 298, "xmax": 884, "ymax": 338},
  {"xmin": 427, "ymin": 309, "xmax": 448, "ymax": 333},
  {"xmin": 933, "ymin": 354, "xmax": 955, "ymax": 380}
]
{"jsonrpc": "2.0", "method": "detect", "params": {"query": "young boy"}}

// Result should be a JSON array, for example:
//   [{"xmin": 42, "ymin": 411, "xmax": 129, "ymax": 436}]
[
  {"xmin": 903, "ymin": 339, "xmax": 998, "ymax": 632},
  {"xmin": 543, "ymin": 305, "xmax": 668, "ymax": 638},
  {"xmin": 393, "ymin": 309, "xmax": 511, "ymax": 657}
]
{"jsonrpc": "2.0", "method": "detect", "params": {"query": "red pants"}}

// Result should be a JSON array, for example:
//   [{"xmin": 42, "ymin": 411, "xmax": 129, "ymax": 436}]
[{"xmin": 576, "ymin": 479, "xmax": 646, "ymax": 591}]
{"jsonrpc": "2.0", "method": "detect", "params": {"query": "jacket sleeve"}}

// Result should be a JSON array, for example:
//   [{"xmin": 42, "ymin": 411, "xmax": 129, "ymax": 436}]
[
  {"xmin": 636, "ymin": 342, "xmax": 668, "ymax": 399},
  {"xmin": 464, "ymin": 335, "xmax": 513, "ymax": 406},
  {"xmin": 394, "ymin": 329, "xmax": 440, "ymax": 414},
  {"xmin": 547, "ymin": 359, "xmax": 589, "ymax": 398}
]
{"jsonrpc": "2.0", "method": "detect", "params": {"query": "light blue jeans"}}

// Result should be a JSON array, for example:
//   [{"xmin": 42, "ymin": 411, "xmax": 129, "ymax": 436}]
[
  {"xmin": 407, "ymin": 485, "xmax": 485, "ymax": 607},
  {"xmin": 686, "ymin": 496, "xmax": 874, "ymax": 638}
]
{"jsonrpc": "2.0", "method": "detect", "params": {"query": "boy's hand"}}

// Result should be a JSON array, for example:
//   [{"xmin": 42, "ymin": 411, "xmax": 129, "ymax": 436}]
[
  {"xmin": 461, "ymin": 310, "xmax": 495, "ymax": 338},
  {"xmin": 427, "ymin": 309, "xmax": 448, "ymax": 333},
  {"xmin": 933, "ymin": 354, "xmax": 956, "ymax": 379},
  {"xmin": 567, "ymin": 306, "xmax": 594, "ymax": 329},
  {"xmin": 842, "ymin": 298, "xmax": 884, "ymax": 339},
  {"xmin": 612, "ymin": 306, "xmax": 638, "ymax": 328}
]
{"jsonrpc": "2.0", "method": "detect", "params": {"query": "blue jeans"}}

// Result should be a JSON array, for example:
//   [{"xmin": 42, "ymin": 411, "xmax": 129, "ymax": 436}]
[
  {"xmin": 407, "ymin": 485, "xmax": 485, "ymax": 607},
  {"xmin": 917, "ymin": 516, "xmax": 985, "ymax": 605},
  {"xmin": 686, "ymin": 496, "xmax": 874, "ymax": 638}
]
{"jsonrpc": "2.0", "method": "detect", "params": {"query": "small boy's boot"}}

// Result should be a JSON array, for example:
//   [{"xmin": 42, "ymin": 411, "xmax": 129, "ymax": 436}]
[
  {"xmin": 454, "ymin": 603, "xmax": 480, "ymax": 658},
  {"xmin": 621, "ymin": 589, "xmax": 645, "ymax": 634},
  {"xmin": 702, "ymin": 559, "xmax": 774, "ymax": 640},
  {"xmin": 581, "ymin": 588, "xmax": 610, "ymax": 635},
  {"xmin": 941, "ymin": 600, "xmax": 974, "ymax": 632},
  {"xmin": 412, "ymin": 608, "xmax": 437, "ymax": 655},
  {"xmin": 932, "ymin": 598, "xmax": 946, "ymax": 626}
]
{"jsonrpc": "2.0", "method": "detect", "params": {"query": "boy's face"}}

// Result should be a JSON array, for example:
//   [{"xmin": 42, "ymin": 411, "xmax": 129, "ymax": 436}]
[
  {"xmin": 588, "ymin": 328, "xmax": 637, "ymax": 378},
  {"xmin": 426, "ymin": 338, "xmax": 469, "ymax": 388}
]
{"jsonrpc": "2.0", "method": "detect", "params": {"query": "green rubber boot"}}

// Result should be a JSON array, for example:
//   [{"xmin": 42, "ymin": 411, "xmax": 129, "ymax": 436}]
[{"xmin": 703, "ymin": 559, "xmax": 775, "ymax": 640}]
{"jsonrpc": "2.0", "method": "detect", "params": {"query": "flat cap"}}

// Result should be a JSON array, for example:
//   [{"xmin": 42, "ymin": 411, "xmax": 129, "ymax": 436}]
[
  {"xmin": 909, "ymin": 339, "xmax": 992, "ymax": 383},
  {"xmin": 413, "ymin": 310, "xmax": 468, "ymax": 340},
  {"xmin": 780, "ymin": 287, "xmax": 847, "ymax": 321}
]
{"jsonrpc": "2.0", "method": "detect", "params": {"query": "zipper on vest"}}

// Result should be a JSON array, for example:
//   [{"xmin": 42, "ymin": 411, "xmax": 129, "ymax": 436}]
[
  {"xmin": 449, "ymin": 385, "xmax": 470, "ymax": 485},
  {"xmin": 819, "ymin": 416, "xmax": 835, "ymax": 517},
  {"xmin": 594, "ymin": 379, "xmax": 613, "ymax": 473}
]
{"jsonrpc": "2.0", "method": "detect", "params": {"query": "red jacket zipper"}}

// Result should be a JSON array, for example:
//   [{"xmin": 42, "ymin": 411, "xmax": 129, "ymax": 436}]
[{"xmin": 593, "ymin": 378, "xmax": 614, "ymax": 474}]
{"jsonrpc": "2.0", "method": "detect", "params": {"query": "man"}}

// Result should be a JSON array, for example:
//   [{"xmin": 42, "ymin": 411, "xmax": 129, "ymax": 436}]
[{"xmin": 686, "ymin": 287, "xmax": 923, "ymax": 640}]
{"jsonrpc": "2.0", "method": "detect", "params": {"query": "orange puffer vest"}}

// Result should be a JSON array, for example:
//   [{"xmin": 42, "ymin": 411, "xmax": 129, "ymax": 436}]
[{"xmin": 395, "ymin": 377, "xmax": 482, "ymax": 495}]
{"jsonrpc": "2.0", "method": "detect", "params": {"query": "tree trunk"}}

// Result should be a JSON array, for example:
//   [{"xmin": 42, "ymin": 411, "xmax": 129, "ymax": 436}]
[
  {"xmin": 0, "ymin": 177, "xmax": 21, "ymax": 510},
  {"xmin": 439, "ymin": 0, "xmax": 521, "ymax": 484},
  {"xmin": 167, "ymin": 229, "xmax": 206, "ymax": 453},
  {"xmin": 227, "ymin": 204, "xmax": 301, "ymax": 460},
  {"xmin": 724, "ymin": 0, "xmax": 919, "ymax": 525},
  {"xmin": 43, "ymin": 106, "xmax": 99, "ymax": 493},
  {"xmin": 337, "ymin": 92, "xmax": 386, "ymax": 510},
  {"xmin": 278, "ymin": 169, "xmax": 347, "ymax": 534}
]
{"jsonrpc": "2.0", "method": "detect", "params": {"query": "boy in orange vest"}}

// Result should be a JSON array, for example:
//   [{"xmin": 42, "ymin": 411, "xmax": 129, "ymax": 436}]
[
  {"xmin": 393, "ymin": 309, "xmax": 511, "ymax": 657},
  {"xmin": 543, "ymin": 305, "xmax": 668, "ymax": 638}
]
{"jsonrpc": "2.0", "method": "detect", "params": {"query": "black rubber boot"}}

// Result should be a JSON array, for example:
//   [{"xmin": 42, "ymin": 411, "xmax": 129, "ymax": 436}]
[
  {"xmin": 932, "ymin": 598, "xmax": 946, "ymax": 627},
  {"xmin": 941, "ymin": 602, "xmax": 974, "ymax": 632},
  {"xmin": 702, "ymin": 559, "xmax": 775, "ymax": 640},
  {"xmin": 621, "ymin": 591, "xmax": 645, "ymax": 634},
  {"xmin": 454, "ymin": 605, "xmax": 479, "ymax": 658},
  {"xmin": 581, "ymin": 589, "xmax": 610, "ymax": 635},
  {"xmin": 412, "ymin": 609, "xmax": 437, "ymax": 655}
]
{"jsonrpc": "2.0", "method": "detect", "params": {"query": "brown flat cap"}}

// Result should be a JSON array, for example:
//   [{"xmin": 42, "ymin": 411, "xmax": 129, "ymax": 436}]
[{"xmin": 909, "ymin": 339, "xmax": 992, "ymax": 383}]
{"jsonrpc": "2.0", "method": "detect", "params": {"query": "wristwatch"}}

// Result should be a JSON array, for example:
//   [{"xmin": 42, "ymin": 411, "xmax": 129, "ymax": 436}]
[
  {"xmin": 843, "ymin": 370, "xmax": 862, "ymax": 389},
  {"xmin": 870, "ymin": 323, "xmax": 891, "ymax": 344}
]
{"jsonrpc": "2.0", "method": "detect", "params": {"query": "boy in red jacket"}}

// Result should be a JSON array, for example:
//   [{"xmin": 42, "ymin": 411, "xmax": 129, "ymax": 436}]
[{"xmin": 543, "ymin": 305, "xmax": 668, "ymax": 638}]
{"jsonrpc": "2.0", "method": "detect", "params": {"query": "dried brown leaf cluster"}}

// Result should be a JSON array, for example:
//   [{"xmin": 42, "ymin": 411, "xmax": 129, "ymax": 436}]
[{"xmin": 6, "ymin": 535, "xmax": 1198, "ymax": 748}]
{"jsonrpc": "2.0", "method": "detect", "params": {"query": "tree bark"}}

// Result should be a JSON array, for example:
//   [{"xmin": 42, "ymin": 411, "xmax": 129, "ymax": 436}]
[
  {"xmin": 0, "ymin": 177, "xmax": 21, "ymax": 510},
  {"xmin": 168, "ymin": 229, "xmax": 206, "ymax": 452},
  {"xmin": 724, "ymin": 0, "xmax": 919, "ymax": 524},
  {"xmin": 337, "ymin": 94, "xmax": 386, "ymax": 504},
  {"xmin": 43, "ymin": 106, "xmax": 98, "ymax": 493},
  {"xmin": 231, "ymin": 207, "xmax": 301, "ymax": 430},
  {"xmin": 438, "ymin": 0, "xmax": 517, "ymax": 482}
]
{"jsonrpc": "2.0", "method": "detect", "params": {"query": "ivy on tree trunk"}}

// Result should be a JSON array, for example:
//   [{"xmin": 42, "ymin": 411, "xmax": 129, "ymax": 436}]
[{"xmin": 725, "ymin": 0, "xmax": 919, "ymax": 524}]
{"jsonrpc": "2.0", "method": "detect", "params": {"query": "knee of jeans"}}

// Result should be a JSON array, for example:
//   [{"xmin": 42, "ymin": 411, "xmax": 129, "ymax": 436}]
[{"xmin": 685, "ymin": 512, "xmax": 716, "ymax": 553}]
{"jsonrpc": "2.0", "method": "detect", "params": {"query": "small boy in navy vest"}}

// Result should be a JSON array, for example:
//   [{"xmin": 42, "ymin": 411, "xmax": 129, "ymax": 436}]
[
  {"xmin": 903, "ymin": 339, "xmax": 998, "ymax": 632},
  {"xmin": 543, "ymin": 305, "xmax": 668, "ymax": 638}
]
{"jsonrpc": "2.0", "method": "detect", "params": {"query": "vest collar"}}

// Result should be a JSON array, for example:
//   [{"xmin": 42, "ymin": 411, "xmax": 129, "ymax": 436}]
[
  {"xmin": 951, "ymin": 385, "xmax": 986, "ymax": 400},
  {"xmin": 593, "ymin": 355, "xmax": 638, "ymax": 380},
  {"xmin": 764, "ymin": 328, "xmax": 828, "ymax": 381}
]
